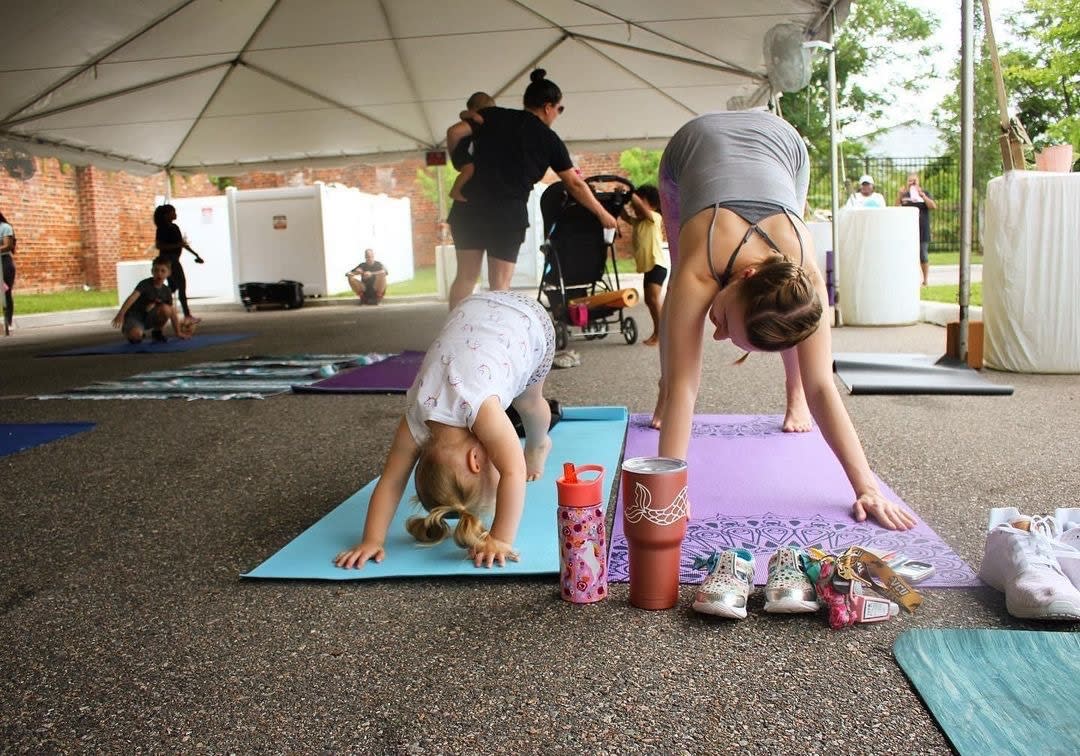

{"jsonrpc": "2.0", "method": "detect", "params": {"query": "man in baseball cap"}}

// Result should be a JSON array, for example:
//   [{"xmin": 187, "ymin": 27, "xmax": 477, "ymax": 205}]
[{"xmin": 846, "ymin": 174, "xmax": 886, "ymax": 208}]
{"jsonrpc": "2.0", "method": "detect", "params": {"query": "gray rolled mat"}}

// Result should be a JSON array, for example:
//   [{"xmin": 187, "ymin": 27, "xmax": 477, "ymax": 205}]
[{"xmin": 833, "ymin": 352, "xmax": 1014, "ymax": 396}]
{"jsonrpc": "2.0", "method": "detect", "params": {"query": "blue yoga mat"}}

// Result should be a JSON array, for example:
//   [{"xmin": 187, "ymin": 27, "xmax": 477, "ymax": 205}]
[
  {"xmin": 243, "ymin": 406, "xmax": 628, "ymax": 580},
  {"xmin": 894, "ymin": 629, "xmax": 1080, "ymax": 756},
  {"xmin": 40, "ymin": 332, "xmax": 253, "ymax": 356},
  {"xmin": 0, "ymin": 423, "xmax": 95, "ymax": 457}
]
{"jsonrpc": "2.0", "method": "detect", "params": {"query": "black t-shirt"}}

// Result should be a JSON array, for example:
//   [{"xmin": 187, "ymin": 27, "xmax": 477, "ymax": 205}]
[
  {"xmin": 130, "ymin": 277, "xmax": 173, "ymax": 317},
  {"xmin": 463, "ymin": 107, "xmax": 574, "ymax": 204},
  {"xmin": 351, "ymin": 261, "xmax": 386, "ymax": 276},
  {"xmin": 155, "ymin": 223, "xmax": 183, "ymax": 256}
]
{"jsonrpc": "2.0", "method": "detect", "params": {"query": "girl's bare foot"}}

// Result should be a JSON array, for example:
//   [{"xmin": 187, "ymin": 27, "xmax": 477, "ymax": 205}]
[
  {"xmin": 782, "ymin": 402, "xmax": 813, "ymax": 433},
  {"xmin": 524, "ymin": 436, "xmax": 552, "ymax": 481},
  {"xmin": 642, "ymin": 334, "xmax": 658, "ymax": 346}
]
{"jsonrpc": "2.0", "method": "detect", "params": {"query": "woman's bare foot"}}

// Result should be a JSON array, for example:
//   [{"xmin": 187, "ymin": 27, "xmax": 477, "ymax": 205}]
[
  {"xmin": 650, "ymin": 394, "xmax": 665, "ymax": 429},
  {"xmin": 524, "ymin": 436, "xmax": 552, "ymax": 481},
  {"xmin": 782, "ymin": 402, "xmax": 813, "ymax": 433},
  {"xmin": 642, "ymin": 334, "xmax": 658, "ymax": 346}
]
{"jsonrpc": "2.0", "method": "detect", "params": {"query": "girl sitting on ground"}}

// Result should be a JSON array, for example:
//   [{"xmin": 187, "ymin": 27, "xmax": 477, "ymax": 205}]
[{"xmin": 335, "ymin": 290, "xmax": 555, "ymax": 569}]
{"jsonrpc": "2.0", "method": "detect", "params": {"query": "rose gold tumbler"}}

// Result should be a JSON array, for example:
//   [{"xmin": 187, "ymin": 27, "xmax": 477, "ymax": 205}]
[{"xmin": 621, "ymin": 457, "xmax": 689, "ymax": 610}]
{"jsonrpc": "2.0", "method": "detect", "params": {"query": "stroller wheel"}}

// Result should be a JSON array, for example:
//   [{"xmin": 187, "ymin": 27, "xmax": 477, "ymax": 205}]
[
  {"xmin": 621, "ymin": 316, "xmax": 638, "ymax": 345},
  {"xmin": 555, "ymin": 320, "xmax": 570, "ymax": 351}
]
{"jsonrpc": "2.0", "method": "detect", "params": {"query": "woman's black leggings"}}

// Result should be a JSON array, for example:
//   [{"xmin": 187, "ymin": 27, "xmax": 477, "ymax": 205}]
[
  {"xmin": 1, "ymin": 254, "xmax": 14, "ymax": 325},
  {"xmin": 166, "ymin": 256, "xmax": 190, "ymax": 317}
]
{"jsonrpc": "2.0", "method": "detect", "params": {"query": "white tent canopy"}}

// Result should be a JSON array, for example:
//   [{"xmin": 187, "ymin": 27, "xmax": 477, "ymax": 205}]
[{"xmin": 1, "ymin": 0, "xmax": 849, "ymax": 175}]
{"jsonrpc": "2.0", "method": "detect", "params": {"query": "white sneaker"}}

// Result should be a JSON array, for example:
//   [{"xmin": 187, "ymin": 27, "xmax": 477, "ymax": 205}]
[
  {"xmin": 692, "ymin": 549, "xmax": 754, "ymax": 619},
  {"xmin": 988, "ymin": 507, "xmax": 1080, "ymax": 591},
  {"xmin": 1053, "ymin": 508, "xmax": 1080, "ymax": 590},
  {"xmin": 979, "ymin": 511, "xmax": 1080, "ymax": 621},
  {"xmin": 764, "ymin": 546, "xmax": 820, "ymax": 613}
]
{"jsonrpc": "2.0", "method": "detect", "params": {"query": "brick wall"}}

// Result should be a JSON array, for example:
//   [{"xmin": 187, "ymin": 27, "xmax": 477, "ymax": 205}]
[{"xmin": 0, "ymin": 151, "xmax": 631, "ymax": 293}]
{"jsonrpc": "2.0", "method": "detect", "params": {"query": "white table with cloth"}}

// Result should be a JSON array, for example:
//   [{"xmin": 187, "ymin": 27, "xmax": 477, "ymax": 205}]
[
  {"xmin": 983, "ymin": 171, "xmax": 1080, "ymax": 373},
  {"xmin": 835, "ymin": 207, "xmax": 921, "ymax": 325}
]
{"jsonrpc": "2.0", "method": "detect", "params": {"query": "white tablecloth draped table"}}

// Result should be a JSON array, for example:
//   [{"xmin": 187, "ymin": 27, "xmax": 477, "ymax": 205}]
[
  {"xmin": 836, "ymin": 207, "xmax": 921, "ymax": 325},
  {"xmin": 984, "ymin": 172, "xmax": 1080, "ymax": 373}
]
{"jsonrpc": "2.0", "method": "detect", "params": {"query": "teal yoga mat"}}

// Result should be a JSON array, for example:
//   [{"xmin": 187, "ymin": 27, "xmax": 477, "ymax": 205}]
[
  {"xmin": 894, "ymin": 629, "xmax": 1080, "ymax": 756},
  {"xmin": 243, "ymin": 406, "xmax": 629, "ymax": 580}
]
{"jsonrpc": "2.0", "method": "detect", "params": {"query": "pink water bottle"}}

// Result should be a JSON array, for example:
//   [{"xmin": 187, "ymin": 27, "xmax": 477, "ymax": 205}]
[{"xmin": 555, "ymin": 463, "xmax": 607, "ymax": 603}]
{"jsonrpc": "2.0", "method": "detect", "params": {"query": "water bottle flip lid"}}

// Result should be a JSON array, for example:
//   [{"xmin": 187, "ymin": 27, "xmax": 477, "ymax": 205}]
[{"xmin": 556, "ymin": 463, "xmax": 605, "ymax": 507}]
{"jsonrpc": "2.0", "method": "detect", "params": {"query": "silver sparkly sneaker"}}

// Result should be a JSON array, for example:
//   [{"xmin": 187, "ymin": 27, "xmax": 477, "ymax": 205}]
[
  {"xmin": 763, "ymin": 546, "xmax": 820, "ymax": 613},
  {"xmin": 692, "ymin": 549, "xmax": 755, "ymax": 619}
]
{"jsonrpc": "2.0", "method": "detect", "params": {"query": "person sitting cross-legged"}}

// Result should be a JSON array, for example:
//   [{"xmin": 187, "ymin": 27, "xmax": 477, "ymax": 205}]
[{"xmin": 347, "ymin": 248, "xmax": 388, "ymax": 305}]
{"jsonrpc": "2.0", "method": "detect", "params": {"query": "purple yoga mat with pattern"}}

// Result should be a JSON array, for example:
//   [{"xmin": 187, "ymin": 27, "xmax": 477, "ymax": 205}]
[
  {"xmin": 292, "ymin": 350, "xmax": 424, "ymax": 394},
  {"xmin": 608, "ymin": 415, "xmax": 978, "ymax": 588}
]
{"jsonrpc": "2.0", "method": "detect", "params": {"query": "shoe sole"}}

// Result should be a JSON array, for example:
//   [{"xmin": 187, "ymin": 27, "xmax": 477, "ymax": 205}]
[
  {"xmin": 1006, "ymin": 598, "xmax": 1080, "ymax": 621},
  {"xmin": 692, "ymin": 600, "xmax": 747, "ymax": 620},
  {"xmin": 764, "ymin": 597, "xmax": 820, "ymax": 614}
]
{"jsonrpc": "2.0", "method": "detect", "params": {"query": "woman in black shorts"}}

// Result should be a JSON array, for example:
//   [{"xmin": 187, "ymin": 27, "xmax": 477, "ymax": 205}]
[{"xmin": 445, "ymin": 69, "xmax": 617, "ymax": 308}]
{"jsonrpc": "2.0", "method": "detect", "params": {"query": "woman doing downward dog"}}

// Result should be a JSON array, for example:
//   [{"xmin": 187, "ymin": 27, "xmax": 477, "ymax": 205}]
[{"xmin": 654, "ymin": 110, "xmax": 914, "ymax": 531}]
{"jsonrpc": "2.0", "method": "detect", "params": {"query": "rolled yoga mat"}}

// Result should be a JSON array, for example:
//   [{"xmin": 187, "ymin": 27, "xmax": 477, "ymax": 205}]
[
  {"xmin": 894, "ymin": 629, "xmax": 1080, "ymax": 756},
  {"xmin": 607, "ymin": 415, "xmax": 979, "ymax": 587},
  {"xmin": 292, "ymin": 350, "xmax": 424, "ymax": 394},
  {"xmin": 568, "ymin": 288, "xmax": 639, "ymax": 310},
  {"xmin": 833, "ymin": 352, "xmax": 1014, "ymax": 396},
  {"xmin": 0, "ymin": 422, "xmax": 95, "ymax": 457},
  {"xmin": 243, "ymin": 406, "xmax": 628, "ymax": 580},
  {"xmin": 39, "ymin": 332, "xmax": 254, "ymax": 357}
]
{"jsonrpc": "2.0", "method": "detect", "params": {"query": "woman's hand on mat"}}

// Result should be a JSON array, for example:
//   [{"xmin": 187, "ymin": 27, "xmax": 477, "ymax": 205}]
[
  {"xmin": 852, "ymin": 491, "xmax": 917, "ymax": 530},
  {"xmin": 334, "ymin": 541, "xmax": 385, "ymax": 569},
  {"xmin": 469, "ymin": 534, "xmax": 519, "ymax": 568},
  {"xmin": 111, "ymin": 313, "xmax": 122, "ymax": 328}
]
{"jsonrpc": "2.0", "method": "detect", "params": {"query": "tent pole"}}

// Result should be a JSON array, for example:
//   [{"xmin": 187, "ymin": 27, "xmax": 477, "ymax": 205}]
[
  {"xmin": 436, "ymin": 164, "xmax": 448, "ymax": 243},
  {"xmin": 827, "ymin": 12, "xmax": 841, "ymax": 328},
  {"xmin": 165, "ymin": 169, "xmax": 173, "ymax": 202},
  {"xmin": 958, "ymin": 0, "xmax": 974, "ymax": 361}
]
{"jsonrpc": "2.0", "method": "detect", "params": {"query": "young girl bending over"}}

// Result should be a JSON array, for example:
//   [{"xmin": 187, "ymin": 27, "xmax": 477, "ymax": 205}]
[
  {"xmin": 335, "ymin": 290, "xmax": 555, "ymax": 569},
  {"xmin": 654, "ymin": 110, "xmax": 915, "ymax": 531}
]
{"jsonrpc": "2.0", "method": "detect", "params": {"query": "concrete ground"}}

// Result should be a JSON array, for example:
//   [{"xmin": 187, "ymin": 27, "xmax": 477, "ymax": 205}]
[{"xmin": 1, "ymin": 293, "xmax": 1076, "ymax": 754}]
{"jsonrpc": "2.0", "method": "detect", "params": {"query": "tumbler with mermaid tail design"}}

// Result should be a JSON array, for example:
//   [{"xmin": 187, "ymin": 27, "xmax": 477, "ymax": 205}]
[{"xmin": 621, "ymin": 457, "xmax": 689, "ymax": 610}]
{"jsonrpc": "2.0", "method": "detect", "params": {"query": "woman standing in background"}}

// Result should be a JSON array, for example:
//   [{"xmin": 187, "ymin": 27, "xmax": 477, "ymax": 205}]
[
  {"xmin": 153, "ymin": 203, "xmax": 205, "ymax": 324},
  {"xmin": 0, "ymin": 210, "xmax": 15, "ymax": 334}
]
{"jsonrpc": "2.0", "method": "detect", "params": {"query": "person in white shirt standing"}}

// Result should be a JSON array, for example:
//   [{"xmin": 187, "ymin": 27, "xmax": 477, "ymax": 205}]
[{"xmin": 845, "ymin": 175, "xmax": 886, "ymax": 208}]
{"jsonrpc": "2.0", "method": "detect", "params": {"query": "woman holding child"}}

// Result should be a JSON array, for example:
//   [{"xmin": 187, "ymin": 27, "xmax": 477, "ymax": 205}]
[{"xmin": 444, "ymin": 69, "xmax": 617, "ymax": 308}]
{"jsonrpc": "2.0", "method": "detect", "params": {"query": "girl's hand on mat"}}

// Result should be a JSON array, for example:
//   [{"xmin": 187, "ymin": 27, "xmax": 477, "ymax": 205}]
[
  {"xmin": 853, "ymin": 491, "xmax": 917, "ymax": 531},
  {"xmin": 334, "ymin": 541, "xmax": 385, "ymax": 569},
  {"xmin": 469, "ymin": 535, "xmax": 519, "ymax": 568}
]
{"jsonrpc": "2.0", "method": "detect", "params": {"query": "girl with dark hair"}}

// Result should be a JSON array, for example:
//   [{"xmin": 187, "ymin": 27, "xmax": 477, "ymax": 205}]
[
  {"xmin": 0, "ymin": 211, "xmax": 15, "ymax": 334},
  {"xmin": 654, "ymin": 110, "xmax": 914, "ymax": 531},
  {"xmin": 153, "ymin": 203, "xmax": 204, "ymax": 323},
  {"xmin": 444, "ymin": 69, "xmax": 617, "ymax": 308}
]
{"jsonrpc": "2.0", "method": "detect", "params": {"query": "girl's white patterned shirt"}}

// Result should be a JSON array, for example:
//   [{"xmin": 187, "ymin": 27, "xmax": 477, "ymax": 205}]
[{"xmin": 405, "ymin": 290, "xmax": 552, "ymax": 444}]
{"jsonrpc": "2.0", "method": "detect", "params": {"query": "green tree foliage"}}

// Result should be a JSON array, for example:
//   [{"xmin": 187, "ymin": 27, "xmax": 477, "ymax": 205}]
[
  {"xmin": 1003, "ymin": 0, "xmax": 1080, "ymax": 155},
  {"xmin": 787, "ymin": 0, "xmax": 936, "ymax": 212},
  {"xmin": 785, "ymin": 0, "xmax": 937, "ymax": 162},
  {"xmin": 932, "ymin": 24, "xmax": 1004, "ymax": 201},
  {"xmin": 618, "ymin": 147, "xmax": 662, "ymax": 188},
  {"xmin": 415, "ymin": 164, "xmax": 459, "ymax": 207}
]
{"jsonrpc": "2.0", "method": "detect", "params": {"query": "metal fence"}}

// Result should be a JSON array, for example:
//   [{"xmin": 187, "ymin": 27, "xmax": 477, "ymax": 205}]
[{"xmin": 808, "ymin": 156, "xmax": 976, "ymax": 254}]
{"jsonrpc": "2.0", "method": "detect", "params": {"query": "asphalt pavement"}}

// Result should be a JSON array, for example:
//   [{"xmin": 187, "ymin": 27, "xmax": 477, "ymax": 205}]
[{"xmin": 0, "ymin": 292, "xmax": 1075, "ymax": 754}]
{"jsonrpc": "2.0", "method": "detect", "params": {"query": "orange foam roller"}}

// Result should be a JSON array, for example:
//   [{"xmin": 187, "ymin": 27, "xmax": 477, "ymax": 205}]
[{"xmin": 568, "ymin": 288, "xmax": 639, "ymax": 310}]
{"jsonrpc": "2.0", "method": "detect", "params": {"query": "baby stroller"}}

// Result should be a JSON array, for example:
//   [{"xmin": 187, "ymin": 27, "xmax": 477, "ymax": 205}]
[{"xmin": 537, "ymin": 174, "xmax": 638, "ymax": 350}]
